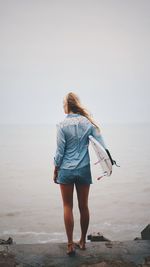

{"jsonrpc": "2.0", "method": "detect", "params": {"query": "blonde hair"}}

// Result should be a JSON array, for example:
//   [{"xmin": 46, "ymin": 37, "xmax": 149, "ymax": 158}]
[{"xmin": 65, "ymin": 92, "xmax": 101, "ymax": 132}]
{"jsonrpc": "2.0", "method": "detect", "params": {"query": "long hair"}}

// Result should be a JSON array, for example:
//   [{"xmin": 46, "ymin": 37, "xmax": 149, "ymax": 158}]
[{"xmin": 65, "ymin": 92, "xmax": 101, "ymax": 131}]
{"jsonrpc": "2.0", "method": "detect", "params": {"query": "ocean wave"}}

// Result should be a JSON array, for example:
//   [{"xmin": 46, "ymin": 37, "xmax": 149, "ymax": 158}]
[
  {"xmin": 92, "ymin": 222, "xmax": 142, "ymax": 232},
  {"xmin": 1, "ymin": 230, "xmax": 63, "ymax": 236},
  {"xmin": 0, "ymin": 211, "xmax": 21, "ymax": 218}
]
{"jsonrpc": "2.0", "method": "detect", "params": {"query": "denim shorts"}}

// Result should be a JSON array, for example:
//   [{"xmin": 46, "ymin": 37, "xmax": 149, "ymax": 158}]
[{"xmin": 56, "ymin": 164, "xmax": 92, "ymax": 185}]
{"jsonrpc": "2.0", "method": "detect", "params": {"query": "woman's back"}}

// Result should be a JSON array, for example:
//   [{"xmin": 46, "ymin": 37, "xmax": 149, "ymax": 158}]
[{"xmin": 54, "ymin": 113, "xmax": 107, "ymax": 170}]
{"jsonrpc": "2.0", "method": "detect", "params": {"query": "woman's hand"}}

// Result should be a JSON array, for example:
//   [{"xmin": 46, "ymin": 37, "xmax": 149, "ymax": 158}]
[{"xmin": 53, "ymin": 166, "xmax": 59, "ymax": 184}]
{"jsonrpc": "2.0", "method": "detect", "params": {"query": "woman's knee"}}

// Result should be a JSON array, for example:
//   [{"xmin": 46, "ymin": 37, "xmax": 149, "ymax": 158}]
[
  {"xmin": 64, "ymin": 202, "xmax": 73, "ymax": 210},
  {"xmin": 78, "ymin": 203, "xmax": 89, "ymax": 212}
]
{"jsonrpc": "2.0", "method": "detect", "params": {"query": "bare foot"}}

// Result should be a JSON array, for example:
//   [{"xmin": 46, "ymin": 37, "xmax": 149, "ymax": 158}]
[
  {"xmin": 74, "ymin": 241, "xmax": 86, "ymax": 250},
  {"xmin": 66, "ymin": 242, "xmax": 76, "ymax": 256}
]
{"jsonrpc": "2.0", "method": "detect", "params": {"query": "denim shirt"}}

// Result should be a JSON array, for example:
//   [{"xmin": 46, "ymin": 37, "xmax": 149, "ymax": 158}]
[{"xmin": 54, "ymin": 113, "xmax": 107, "ymax": 169}]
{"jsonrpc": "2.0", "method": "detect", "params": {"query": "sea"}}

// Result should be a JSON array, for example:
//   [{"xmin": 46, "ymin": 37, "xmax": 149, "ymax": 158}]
[{"xmin": 0, "ymin": 123, "xmax": 150, "ymax": 244}]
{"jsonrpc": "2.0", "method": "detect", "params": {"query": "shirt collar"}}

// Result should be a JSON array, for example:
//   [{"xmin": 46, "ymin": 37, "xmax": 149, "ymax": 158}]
[{"xmin": 66, "ymin": 113, "xmax": 80, "ymax": 118}]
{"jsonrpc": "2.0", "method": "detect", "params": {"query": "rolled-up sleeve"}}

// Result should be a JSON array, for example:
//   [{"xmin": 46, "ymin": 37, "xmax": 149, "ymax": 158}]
[
  {"xmin": 91, "ymin": 125, "xmax": 107, "ymax": 149},
  {"xmin": 54, "ymin": 123, "xmax": 66, "ymax": 168}
]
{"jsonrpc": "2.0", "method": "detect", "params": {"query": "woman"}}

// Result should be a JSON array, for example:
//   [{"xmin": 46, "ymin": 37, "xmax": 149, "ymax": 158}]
[{"xmin": 53, "ymin": 92, "xmax": 107, "ymax": 256}]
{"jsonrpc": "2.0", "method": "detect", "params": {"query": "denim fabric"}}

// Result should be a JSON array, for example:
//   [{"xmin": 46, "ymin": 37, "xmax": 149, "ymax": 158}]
[
  {"xmin": 54, "ymin": 113, "xmax": 107, "ymax": 169},
  {"xmin": 56, "ymin": 163, "xmax": 92, "ymax": 185}
]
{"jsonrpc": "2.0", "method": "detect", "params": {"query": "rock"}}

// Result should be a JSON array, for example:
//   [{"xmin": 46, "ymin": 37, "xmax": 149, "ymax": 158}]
[
  {"xmin": 141, "ymin": 255, "xmax": 150, "ymax": 267},
  {"xmin": 0, "ymin": 240, "xmax": 150, "ymax": 266},
  {"xmin": 141, "ymin": 224, "xmax": 150, "ymax": 240},
  {"xmin": 80, "ymin": 260, "xmax": 137, "ymax": 267},
  {"xmin": 87, "ymin": 232, "xmax": 110, "ymax": 242},
  {"xmin": 134, "ymin": 237, "xmax": 142, "ymax": 240},
  {"xmin": 0, "ymin": 244, "xmax": 15, "ymax": 267},
  {"xmin": 0, "ymin": 237, "xmax": 13, "ymax": 245}
]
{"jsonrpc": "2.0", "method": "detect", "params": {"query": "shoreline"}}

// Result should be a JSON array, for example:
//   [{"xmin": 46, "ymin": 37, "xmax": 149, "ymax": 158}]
[{"xmin": 0, "ymin": 240, "xmax": 150, "ymax": 267}]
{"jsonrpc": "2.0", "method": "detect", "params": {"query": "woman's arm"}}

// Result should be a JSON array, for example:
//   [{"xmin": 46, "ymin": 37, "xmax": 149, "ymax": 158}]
[
  {"xmin": 53, "ymin": 123, "xmax": 66, "ymax": 182},
  {"xmin": 53, "ymin": 124, "xmax": 66, "ymax": 183},
  {"xmin": 91, "ymin": 125, "xmax": 107, "ymax": 149}
]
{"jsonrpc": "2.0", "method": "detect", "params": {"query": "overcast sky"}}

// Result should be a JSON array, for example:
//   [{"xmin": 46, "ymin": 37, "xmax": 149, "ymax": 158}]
[{"xmin": 0, "ymin": 0, "xmax": 150, "ymax": 125}]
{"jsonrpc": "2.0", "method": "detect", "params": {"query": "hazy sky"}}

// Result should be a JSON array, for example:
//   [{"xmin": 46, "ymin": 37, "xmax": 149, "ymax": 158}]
[{"xmin": 0, "ymin": 0, "xmax": 150, "ymax": 124}]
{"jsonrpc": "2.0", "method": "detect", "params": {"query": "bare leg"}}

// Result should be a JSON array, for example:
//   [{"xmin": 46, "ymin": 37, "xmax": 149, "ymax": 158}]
[
  {"xmin": 75, "ymin": 184, "xmax": 90, "ymax": 249},
  {"xmin": 60, "ymin": 184, "xmax": 74, "ymax": 244}
]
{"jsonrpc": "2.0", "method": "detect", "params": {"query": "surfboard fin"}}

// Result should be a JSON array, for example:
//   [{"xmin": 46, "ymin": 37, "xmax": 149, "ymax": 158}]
[
  {"xmin": 97, "ymin": 171, "xmax": 108, "ymax": 180},
  {"xmin": 112, "ymin": 160, "xmax": 120, "ymax": 167},
  {"xmin": 105, "ymin": 149, "xmax": 120, "ymax": 167}
]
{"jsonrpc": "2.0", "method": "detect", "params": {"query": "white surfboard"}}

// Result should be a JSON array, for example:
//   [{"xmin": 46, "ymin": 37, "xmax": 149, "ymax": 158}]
[{"xmin": 89, "ymin": 135, "xmax": 119, "ymax": 180}]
